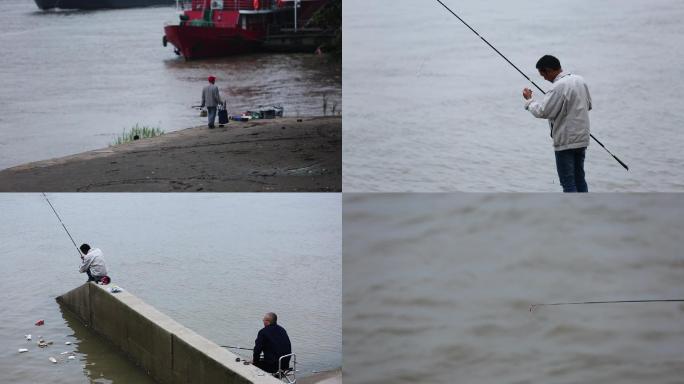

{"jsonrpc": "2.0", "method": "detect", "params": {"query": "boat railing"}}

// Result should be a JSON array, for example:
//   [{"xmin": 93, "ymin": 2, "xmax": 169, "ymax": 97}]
[
  {"xmin": 175, "ymin": 0, "xmax": 195, "ymax": 11},
  {"xmin": 176, "ymin": 0, "xmax": 277, "ymax": 11}
]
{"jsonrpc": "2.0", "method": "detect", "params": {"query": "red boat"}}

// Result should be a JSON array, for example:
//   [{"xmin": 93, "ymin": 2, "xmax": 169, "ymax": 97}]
[{"xmin": 163, "ymin": 0, "xmax": 328, "ymax": 59}]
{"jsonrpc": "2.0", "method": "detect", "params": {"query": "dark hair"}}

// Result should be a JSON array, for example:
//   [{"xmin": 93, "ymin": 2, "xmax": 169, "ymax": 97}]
[
  {"xmin": 536, "ymin": 55, "xmax": 561, "ymax": 71},
  {"xmin": 267, "ymin": 312, "xmax": 278, "ymax": 324},
  {"xmin": 80, "ymin": 243, "xmax": 91, "ymax": 255}
]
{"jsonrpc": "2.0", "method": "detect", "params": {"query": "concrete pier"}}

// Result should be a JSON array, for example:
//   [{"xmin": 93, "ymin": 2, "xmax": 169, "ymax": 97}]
[{"xmin": 57, "ymin": 283, "xmax": 282, "ymax": 384}]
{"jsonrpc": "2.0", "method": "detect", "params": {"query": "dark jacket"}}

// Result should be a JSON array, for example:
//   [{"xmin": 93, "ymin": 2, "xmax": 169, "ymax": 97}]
[{"xmin": 253, "ymin": 323, "xmax": 292, "ymax": 371}]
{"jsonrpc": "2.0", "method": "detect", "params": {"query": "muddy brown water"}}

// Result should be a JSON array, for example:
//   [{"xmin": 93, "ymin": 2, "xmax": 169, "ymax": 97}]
[
  {"xmin": 0, "ymin": 0, "xmax": 341, "ymax": 171},
  {"xmin": 344, "ymin": 193, "xmax": 684, "ymax": 383}
]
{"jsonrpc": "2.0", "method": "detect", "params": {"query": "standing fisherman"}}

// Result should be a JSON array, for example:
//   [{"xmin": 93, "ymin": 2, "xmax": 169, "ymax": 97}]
[
  {"xmin": 200, "ymin": 75, "xmax": 224, "ymax": 129},
  {"xmin": 522, "ymin": 55, "xmax": 592, "ymax": 193}
]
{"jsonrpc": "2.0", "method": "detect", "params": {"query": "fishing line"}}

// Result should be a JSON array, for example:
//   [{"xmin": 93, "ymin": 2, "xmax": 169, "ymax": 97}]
[
  {"xmin": 529, "ymin": 299, "xmax": 684, "ymax": 312},
  {"xmin": 434, "ymin": 0, "xmax": 629, "ymax": 171},
  {"xmin": 221, "ymin": 345, "xmax": 254, "ymax": 351},
  {"xmin": 42, "ymin": 193, "xmax": 81, "ymax": 257}
]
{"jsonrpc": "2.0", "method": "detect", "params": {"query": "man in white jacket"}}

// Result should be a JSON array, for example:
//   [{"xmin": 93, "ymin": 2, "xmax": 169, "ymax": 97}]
[
  {"xmin": 523, "ymin": 55, "xmax": 592, "ymax": 193},
  {"xmin": 79, "ymin": 243, "xmax": 109, "ymax": 284}
]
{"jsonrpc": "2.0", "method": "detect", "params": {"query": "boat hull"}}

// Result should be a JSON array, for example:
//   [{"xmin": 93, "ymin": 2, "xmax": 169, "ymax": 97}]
[
  {"xmin": 34, "ymin": 0, "xmax": 174, "ymax": 10},
  {"xmin": 164, "ymin": 24, "xmax": 263, "ymax": 60}
]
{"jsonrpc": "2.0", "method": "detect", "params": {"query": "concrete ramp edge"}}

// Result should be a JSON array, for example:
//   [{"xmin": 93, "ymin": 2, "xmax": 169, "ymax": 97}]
[{"xmin": 57, "ymin": 283, "xmax": 281, "ymax": 384}]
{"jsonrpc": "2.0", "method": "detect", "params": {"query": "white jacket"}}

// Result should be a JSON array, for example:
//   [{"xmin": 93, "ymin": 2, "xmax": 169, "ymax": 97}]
[
  {"xmin": 79, "ymin": 248, "xmax": 108, "ymax": 277},
  {"xmin": 524, "ymin": 72, "xmax": 592, "ymax": 151}
]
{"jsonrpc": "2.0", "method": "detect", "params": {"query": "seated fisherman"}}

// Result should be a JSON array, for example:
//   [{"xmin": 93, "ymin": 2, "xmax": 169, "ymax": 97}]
[
  {"xmin": 253, "ymin": 312, "xmax": 292, "ymax": 374},
  {"xmin": 78, "ymin": 243, "xmax": 110, "ymax": 284}
]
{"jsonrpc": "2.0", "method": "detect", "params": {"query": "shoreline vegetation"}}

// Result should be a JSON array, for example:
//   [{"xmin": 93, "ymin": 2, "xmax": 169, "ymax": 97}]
[
  {"xmin": 112, "ymin": 123, "xmax": 164, "ymax": 146},
  {"xmin": 322, "ymin": 94, "xmax": 340, "ymax": 116}
]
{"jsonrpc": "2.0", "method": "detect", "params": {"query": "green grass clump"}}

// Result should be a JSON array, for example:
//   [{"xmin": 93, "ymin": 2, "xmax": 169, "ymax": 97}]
[{"xmin": 112, "ymin": 124, "xmax": 164, "ymax": 146}]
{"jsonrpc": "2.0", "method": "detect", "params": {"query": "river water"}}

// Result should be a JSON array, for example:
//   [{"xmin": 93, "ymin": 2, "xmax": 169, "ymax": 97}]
[
  {"xmin": 343, "ymin": 0, "xmax": 684, "ymax": 192},
  {"xmin": 344, "ymin": 193, "xmax": 684, "ymax": 384},
  {"xmin": 0, "ymin": 0, "xmax": 341, "ymax": 171},
  {"xmin": 0, "ymin": 193, "xmax": 341, "ymax": 383}
]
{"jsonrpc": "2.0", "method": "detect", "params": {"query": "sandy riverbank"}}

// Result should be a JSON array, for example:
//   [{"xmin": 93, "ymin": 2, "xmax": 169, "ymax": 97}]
[{"xmin": 0, "ymin": 116, "xmax": 340, "ymax": 192}]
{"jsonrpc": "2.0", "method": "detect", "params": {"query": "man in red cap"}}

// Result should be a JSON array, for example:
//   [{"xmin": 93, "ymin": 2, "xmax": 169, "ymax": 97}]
[{"xmin": 200, "ymin": 75, "xmax": 224, "ymax": 129}]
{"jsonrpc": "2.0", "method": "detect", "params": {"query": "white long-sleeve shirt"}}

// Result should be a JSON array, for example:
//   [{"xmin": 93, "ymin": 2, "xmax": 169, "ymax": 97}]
[
  {"xmin": 79, "ymin": 248, "xmax": 108, "ymax": 277},
  {"xmin": 524, "ymin": 72, "xmax": 592, "ymax": 151}
]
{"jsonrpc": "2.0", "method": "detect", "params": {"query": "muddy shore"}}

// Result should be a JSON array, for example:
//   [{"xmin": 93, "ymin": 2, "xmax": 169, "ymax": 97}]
[{"xmin": 0, "ymin": 116, "xmax": 340, "ymax": 192}]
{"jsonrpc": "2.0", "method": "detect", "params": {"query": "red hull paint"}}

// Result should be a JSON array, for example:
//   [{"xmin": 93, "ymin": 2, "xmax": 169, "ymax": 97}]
[
  {"xmin": 164, "ymin": 24, "xmax": 262, "ymax": 59},
  {"xmin": 164, "ymin": 0, "xmax": 329, "ymax": 59}
]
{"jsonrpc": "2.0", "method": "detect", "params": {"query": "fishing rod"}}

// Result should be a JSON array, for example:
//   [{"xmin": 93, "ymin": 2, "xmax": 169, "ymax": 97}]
[
  {"xmin": 42, "ymin": 193, "xmax": 81, "ymax": 258},
  {"xmin": 529, "ymin": 299, "xmax": 684, "ymax": 312},
  {"xmin": 434, "ymin": 0, "xmax": 629, "ymax": 171},
  {"xmin": 221, "ymin": 345, "xmax": 254, "ymax": 351}
]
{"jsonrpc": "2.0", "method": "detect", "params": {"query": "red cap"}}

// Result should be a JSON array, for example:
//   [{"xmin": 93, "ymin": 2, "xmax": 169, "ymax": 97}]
[{"xmin": 208, "ymin": 76, "xmax": 216, "ymax": 83}]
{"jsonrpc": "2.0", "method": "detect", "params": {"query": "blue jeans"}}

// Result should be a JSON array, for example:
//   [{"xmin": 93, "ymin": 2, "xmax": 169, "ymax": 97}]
[
  {"xmin": 554, "ymin": 147, "xmax": 588, "ymax": 193},
  {"xmin": 207, "ymin": 106, "xmax": 217, "ymax": 128}
]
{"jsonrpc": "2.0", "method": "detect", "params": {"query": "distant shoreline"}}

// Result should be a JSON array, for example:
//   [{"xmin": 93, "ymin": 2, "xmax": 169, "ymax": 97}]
[{"xmin": 0, "ymin": 116, "xmax": 341, "ymax": 192}]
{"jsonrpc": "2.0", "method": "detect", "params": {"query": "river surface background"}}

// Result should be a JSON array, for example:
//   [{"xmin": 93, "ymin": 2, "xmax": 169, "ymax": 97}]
[
  {"xmin": 0, "ymin": 193, "xmax": 341, "ymax": 383},
  {"xmin": 0, "ymin": 0, "xmax": 341, "ymax": 170},
  {"xmin": 343, "ymin": 0, "xmax": 684, "ymax": 192},
  {"xmin": 344, "ymin": 194, "xmax": 684, "ymax": 383}
]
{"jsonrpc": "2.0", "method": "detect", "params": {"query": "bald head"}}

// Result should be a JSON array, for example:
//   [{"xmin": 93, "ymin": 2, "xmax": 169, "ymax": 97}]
[{"xmin": 262, "ymin": 312, "xmax": 278, "ymax": 326}]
